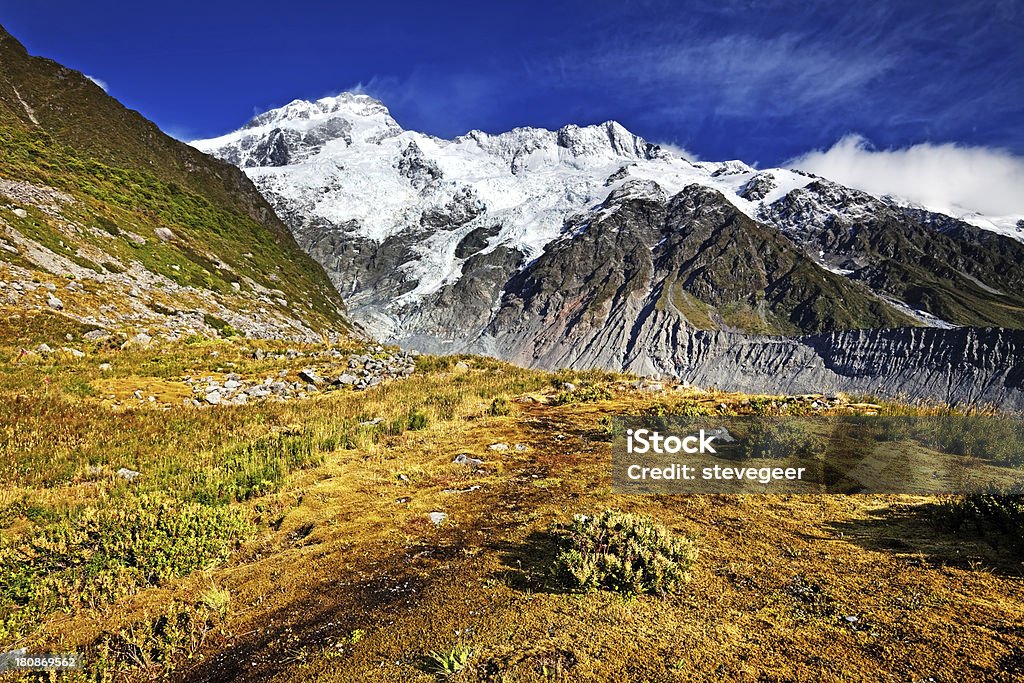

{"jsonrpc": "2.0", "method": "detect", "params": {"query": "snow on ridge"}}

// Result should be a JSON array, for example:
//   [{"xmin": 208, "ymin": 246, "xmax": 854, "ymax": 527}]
[{"xmin": 189, "ymin": 92, "xmax": 1023, "ymax": 317}]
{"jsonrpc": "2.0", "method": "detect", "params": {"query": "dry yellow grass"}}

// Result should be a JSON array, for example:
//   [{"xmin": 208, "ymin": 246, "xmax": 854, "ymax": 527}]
[{"xmin": 1, "ymin": 311, "xmax": 1023, "ymax": 682}]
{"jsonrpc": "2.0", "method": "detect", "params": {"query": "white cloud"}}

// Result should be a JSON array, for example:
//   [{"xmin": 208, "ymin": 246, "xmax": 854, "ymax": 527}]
[
  {"xmin": 789, "ymin": 135, "xmax": 1024, "ymax": 217},
  {"xmin": 86, "ymin": 75, "xmax": 108, "ymax": 92},
  {"xmin": 653, "ymin": 141, "xmax": 700, "ymax": 162}
]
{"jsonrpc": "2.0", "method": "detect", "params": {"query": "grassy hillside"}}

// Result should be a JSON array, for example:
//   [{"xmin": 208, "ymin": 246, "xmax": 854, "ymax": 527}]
[
  {"xmin": 0, "ymin": 24, "xmax": 351, "ymax": 339},
  {"xmin": 1, "ymin": 310, "xmax": 1022, "ymax": 682}
]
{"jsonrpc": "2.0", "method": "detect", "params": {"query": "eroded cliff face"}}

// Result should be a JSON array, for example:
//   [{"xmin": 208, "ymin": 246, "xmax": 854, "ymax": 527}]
[{"xmin": 488, "ymin": 326, "xmax": 1024, "ymax": 409}]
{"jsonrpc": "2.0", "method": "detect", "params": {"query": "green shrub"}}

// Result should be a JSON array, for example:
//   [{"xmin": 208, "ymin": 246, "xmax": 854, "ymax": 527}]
[
  {"xmin": 642, "ymin": 399, "xmax": 712, "ymax": 417},
  {"xmin": 407, "ymin": 410, "xmax": 428, "ymax": 431},
  {"xmin": 489, "ymin": 397, "xmax": 512, "ymax": 416},
  {"xmin": 0, "ymin": 494, "xmax": 253, "ymax": 641},
  {"xmin": 550, "ymin": 510, "xmax": 697, "ymax": 596},
  {"xmin": 925, "ymin": 417, "xmax": 1024, "ymax": 466},
  {"xmin": 934, "ymin": 484, "xmax": 1024, "ymax": 557},
  {"xmin": 202, "ymin": 313, "xmax": 238, "ymax": 338},
  {"xmin": 741, "ymin": 421, "xmax": 823, "ymax": 459},
  {"xmin": 91, "ymin": 599, "xmax": 223, "ymax": 677},
  {"xmin": 553, "ymin": 385, "xmax": 613, "ymax": 406},
  {"xmin": 424, "ymin": 644, "xmax": 474, "ymax": 677}
]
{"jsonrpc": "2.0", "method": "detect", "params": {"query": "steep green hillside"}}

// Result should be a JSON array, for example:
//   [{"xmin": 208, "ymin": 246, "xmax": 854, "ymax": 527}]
[{"xmin": 0, "ymin": 24, "xmax": 351, "ymax": 339}]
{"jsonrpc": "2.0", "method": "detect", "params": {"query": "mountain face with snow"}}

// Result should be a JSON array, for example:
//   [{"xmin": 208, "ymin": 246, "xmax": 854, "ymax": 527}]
[{"xmin": 192, "ymin": 93, "xmax": 1024, "ymax": 370}]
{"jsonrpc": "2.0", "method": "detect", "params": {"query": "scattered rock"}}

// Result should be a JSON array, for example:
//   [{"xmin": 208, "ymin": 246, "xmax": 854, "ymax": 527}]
[
  {"xmin": 98, "ymin": 362, "xmax": 111, "ymax": 371},
  {"xmin": 489, "ymin": 443, "xmax": 510, "ymax": 452},
  {"xmin": 36, "ymin": 343, "xmax": 52, "ymax": 353},
  {"xmin": 706, "ymin": 426, "xmax": 736, "ymax": 443},
  {"xmin": 121, "ymin": 332, "xmax": 152, "ymax": 349},
  {"xmin": 46, "ymin": 295, "xmax": 63, "ymax": 310},
  {"xmin": 298, "ymin": 368, "xmax": 324, "ymax": 386},
  {"xmin": 428, "ymin": 512, "xmax": 448, "ymax": 525},
  {"xmin": 454, "ymin": 361, "xmax": 470, "ymax": 373},
  {"xmin": 563, "ymin": 382, "xmax": 577, "ymax": 392},
  {"xmin": 453, "ymin": 453, "xmax": 483, "ymax": 467},
  {"xmin": 443, "ymin": 485, "xmax": 481, "ymax": 494},
  {"xmin": 205, "ymin": 391, "xmax": 222, "ymax": 405},
  {"xmin": 12, "ymin": 207, "xmax": 27, "ymax": 218},
  {"xmin": 116, "ymin": 467, "xmax": 141, "ymax": 482},
  {"xmin": 154, "ymin": 227, "xmax": 175, "ymax": 241},
  {"xmin": 84, "ymin": 329, "xmax": 111, "ymax": 342}
]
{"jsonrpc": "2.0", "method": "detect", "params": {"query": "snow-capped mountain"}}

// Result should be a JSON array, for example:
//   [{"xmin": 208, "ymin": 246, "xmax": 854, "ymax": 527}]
[{"xmin": 192, "ymin": 93, "xmax": 1024, "ymax": 366}]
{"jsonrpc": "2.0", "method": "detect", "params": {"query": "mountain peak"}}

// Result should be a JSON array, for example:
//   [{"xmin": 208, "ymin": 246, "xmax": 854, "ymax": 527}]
[{"xmin": 242, "ymin": 91, "xmax": 395, "ymax": 130}]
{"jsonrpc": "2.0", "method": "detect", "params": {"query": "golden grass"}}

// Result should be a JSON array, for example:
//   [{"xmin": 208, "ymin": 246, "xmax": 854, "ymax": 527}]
[{"xmin": 1, "ymin": 316, "xmax": 1022, "ymax": 682}]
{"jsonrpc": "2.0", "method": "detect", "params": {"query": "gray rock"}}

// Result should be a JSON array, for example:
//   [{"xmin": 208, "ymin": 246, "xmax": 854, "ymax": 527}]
[
  {"xmin": 706, "ymin": 426, "xmax": 736, "ymax": 443},
  {"xmin": 116, "ymin": 467, "xmax": 141, "ymax": 482},
  {"xmin": 443, "ymin": 485, "xmax": 481, "ymax": 494},
  {"xmin": 488, "ymin": 443, "xmax": 509, "ymax": 452},
  {"xmin": 334, "ymin": 373, "xmax": 358, "ymax": 385},
  {"xmin": 46, "ymin": 295, "xmax": 63, "ymax": 310},
  {"xmin": 121, "ymin": 333, "xmax": 152, "ymax": 349},
  {"xmin": 453, "ymin": 453, "xmax": 483, "ymax": 467},
  {"xmin": 428, "ymin": 511, "xmax": 448, "ymax": 525},
  {"xmin": 298, "ymin": 368, "xmax": 324, "ymax": 385},
  {"xmin": 205, "ymin": 391, "xmax": 222, "ymax": 405}
]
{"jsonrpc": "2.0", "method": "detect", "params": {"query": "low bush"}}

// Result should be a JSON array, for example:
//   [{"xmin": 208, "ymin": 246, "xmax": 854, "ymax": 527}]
[
  {"xmin": 202, "ymin": 313, "xmax": 238, "ymax": 338},
  {"xmin": 488, "ymin": 396, "xmax": 512, "ymax": 416},
  {"xmin": 0, "ymin": 494, "xmax": 252, "ymax": 641},
  {"xmin": 549, "ymin": 510, "xmax": 697, "ymax": 596},
  {"xmin": 933, "ymin": 484, "xmax": 1024, "ymax": 557},
  {"xmin": 553, "ymin": 385, "xmax": 612, "ymax": 406},
  {"xmin": 424, "ymin": 644, "xmax": 474, "ymax": 678},
  {"xmin": 91, "ymin": 598, "xmax": 225, "ymax": 677},
  {"xmin": 741, "ymin": 421, "xmax": 823, "ymax": 459}
]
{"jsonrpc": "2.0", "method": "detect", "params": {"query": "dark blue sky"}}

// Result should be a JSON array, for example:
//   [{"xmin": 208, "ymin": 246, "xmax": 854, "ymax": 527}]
[{"xmin": 3, "ymin": 0, "xmax": 1022, "ymax": 165}]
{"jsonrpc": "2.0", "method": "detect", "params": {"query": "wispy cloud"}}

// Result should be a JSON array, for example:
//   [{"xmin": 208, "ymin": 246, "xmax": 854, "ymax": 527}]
[
  {"xmin": 653, "ymin": 141, "xmax": 700, "ymax": 162},
  {"xmin": 789, "ymin": 135, "xmax": 1024, "ymax": 217},
  {"xmin": 86, "ymin": 75, "xmax": 109, "ymax": 92},
  {"xmin": 564, "ymin": 33, "xmax": 896, "ymax": 118}
]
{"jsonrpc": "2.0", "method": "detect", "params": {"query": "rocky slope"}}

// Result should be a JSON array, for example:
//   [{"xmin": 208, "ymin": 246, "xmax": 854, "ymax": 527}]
[{"xmin": 0, "ymin": 24, "xmax": 352, "ymax": 341}]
